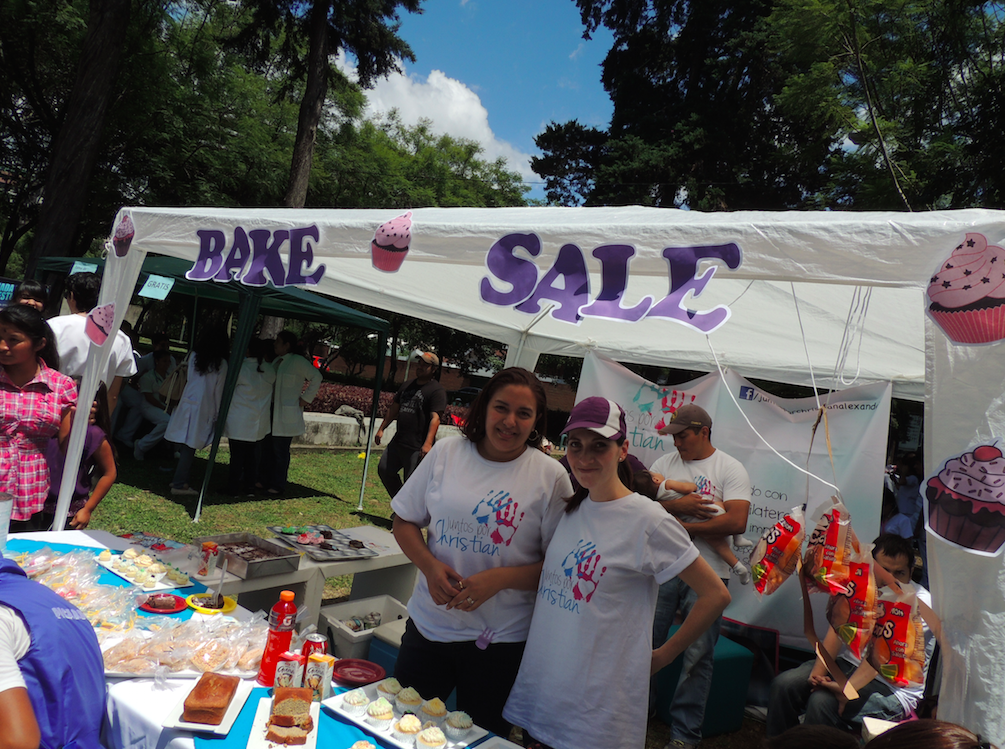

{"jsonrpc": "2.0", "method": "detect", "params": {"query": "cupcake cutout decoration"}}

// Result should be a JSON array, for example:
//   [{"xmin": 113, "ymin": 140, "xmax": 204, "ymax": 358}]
[
  {"xmin": 927, "ymin": 233, "xmax": 1005, "ymax": 344},
  {"xmin": 85, "ymin": 303, "xmax": 115, "ymax": 346},
  {"xmin": 113, "ymin": 214, "xmax": 135, "ymax": 258},
  {"xmin": 926, "ymin": 443, "xmax": 1005, "ymax": 554},
  {"xmin": 371, "ymin": 211, "xmax": 412, "ymax": 272}
]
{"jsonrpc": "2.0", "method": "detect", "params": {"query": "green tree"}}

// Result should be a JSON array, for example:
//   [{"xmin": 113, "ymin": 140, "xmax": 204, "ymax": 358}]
[{"xmin": 230, "ymin": 0, "xmax": 422, "ymax": 209}]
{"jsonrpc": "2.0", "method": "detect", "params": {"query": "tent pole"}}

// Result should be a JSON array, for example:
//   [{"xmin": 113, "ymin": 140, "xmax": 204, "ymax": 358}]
[
  {"xmin": 507, "ymin": 303, "xmax": 553, "ymax": 369},
  {"xmin": 193, "ymin": 287, "xmax": 262, "ymax": 522},
  {"xmin": 359, "ymin": 331, "xmax": 388, "ymax": 512}
]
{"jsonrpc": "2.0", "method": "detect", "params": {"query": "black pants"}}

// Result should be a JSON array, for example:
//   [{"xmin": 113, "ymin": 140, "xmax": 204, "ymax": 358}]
[
  {"xmin": 393, "ymin": 618, "xmax": 525, "ymax": 737},
  {"xmin": 227, "ymin": 439, "xmax": 259, "ymax": 494}
]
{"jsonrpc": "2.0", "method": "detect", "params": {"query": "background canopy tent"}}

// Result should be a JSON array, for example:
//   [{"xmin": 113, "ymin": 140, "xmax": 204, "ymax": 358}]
[{"xmin": 39, "ymin": 255, "xmax": 389, "ymax": 521}]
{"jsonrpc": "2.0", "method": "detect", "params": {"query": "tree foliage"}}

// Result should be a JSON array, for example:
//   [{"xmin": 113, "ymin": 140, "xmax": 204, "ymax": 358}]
[{"xmin": 536, "ymin": 0, "xmax": 1005, "ymax": 210}]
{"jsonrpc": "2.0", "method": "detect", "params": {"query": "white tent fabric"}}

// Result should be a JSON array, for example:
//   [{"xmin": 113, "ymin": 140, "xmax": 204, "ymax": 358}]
[
  {"xmin": 114, "ymin": 205, "xmax": 993, "ymax": 399},
  {"xmin": 73, "ymin": 204, "xmax": 1005, "ymax": 740}
]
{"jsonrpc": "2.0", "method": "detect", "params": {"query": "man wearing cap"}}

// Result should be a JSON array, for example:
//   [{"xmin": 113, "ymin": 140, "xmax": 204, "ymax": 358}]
[
  {"xmin": 649, "ymin": 404, "xmax": 752, "ymax": 749},
  {"xmin": 375, "ymin": 352, "xmax": 447, "ymax": 498}
]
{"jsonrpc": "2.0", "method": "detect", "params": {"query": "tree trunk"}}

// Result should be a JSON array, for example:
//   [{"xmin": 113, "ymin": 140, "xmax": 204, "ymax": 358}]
[
  {"xmin": 25, "ymin": 0, "xmax": 131, "ymax": 277},
  {"xmin": 283, "ymin": 0, "xmax": 330, "ymax": 208}
]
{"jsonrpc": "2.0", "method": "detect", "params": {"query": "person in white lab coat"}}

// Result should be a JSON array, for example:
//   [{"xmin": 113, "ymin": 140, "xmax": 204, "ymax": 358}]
[
  {"xmin": 165, "ymin": 326, "xmax": 229, "ymax": 496},
  {"xmin": 224, "ymin": 338, "xmax": 275, "ymax": 496},
  {"xmin": 263, "ymin": 330, "xmax": 321, "ymax": 494}
]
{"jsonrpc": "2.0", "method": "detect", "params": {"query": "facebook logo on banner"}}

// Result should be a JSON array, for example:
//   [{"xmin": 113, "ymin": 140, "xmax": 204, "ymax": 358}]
[{"xmin": 739, "ymin": 386, "xmax": 757, "ymax": 401}]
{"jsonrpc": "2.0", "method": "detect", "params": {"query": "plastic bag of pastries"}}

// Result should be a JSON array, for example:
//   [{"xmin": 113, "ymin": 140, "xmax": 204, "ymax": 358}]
[
  {"xmin": 865, "ymin": 585, "xmax": 926, "ymax": 688},
  {"xmin": 804, "ymin": 501, "xmax": 861, "ymax": 595},
  {"xmin": 824, "ymin": 543, "xmax": 877, "ymax": 659},
  {"xmin": 751, "ymin": 506, "xmax": 806, "ymax": 595}
]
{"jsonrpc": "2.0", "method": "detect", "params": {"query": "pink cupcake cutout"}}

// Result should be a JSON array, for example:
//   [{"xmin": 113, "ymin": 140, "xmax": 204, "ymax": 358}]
[
  {"xmin": 85, "ymin": 303, "xmax": 115, "ymax": 346},
  {"xmin": 113, "ymin": 215, "xmax": 135, "ymax": 258},
  {"xmin": 927, "ymin": 233, "xmax": 1005, "ymax": 344},
  {"xmin": 926, "ymin": 444, "xmax": 1005, "ymax": 554},
  {"xmin": 371, "ymin": 211, "xmax": 412, "ymax": 272}
]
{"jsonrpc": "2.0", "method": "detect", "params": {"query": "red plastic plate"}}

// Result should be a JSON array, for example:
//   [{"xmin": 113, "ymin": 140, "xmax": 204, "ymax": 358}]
[
  {"xmin": 138, "ymin": 594, "xmax": 187, "ymax": 614},
  {"xmin": 331, "ymin": 659, "xmax": 386, "ymax": 686}
]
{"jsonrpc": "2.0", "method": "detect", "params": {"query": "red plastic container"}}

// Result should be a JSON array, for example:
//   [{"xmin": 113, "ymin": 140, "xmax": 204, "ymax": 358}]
[{"xmin": 257, "ymin": 590, "xmax": 298, "ymax": 686}]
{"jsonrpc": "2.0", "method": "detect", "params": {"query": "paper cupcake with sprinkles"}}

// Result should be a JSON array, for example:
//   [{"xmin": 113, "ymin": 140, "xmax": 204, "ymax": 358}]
[
  {"xmin": 926, "ymin": 443, "xmax": 1005, "ymax": 554},
  {"xmin": 370, "ymin": 211, "xmax": 412, "ymax": 272},
  {"xmin": 927, "ymin": 233, "xmax": 1005, "ymax": 344}
]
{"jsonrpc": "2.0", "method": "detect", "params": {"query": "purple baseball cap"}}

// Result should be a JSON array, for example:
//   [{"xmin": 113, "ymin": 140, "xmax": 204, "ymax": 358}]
[{"xmin": 562, "ymin": 397, "xmax": 627, "ymax": 440}]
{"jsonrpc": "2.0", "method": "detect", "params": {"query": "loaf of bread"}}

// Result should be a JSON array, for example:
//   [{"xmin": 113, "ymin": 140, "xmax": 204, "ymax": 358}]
[{"xmin": 182, "ymin": 672, "xmax": 241, "ymax": 725}]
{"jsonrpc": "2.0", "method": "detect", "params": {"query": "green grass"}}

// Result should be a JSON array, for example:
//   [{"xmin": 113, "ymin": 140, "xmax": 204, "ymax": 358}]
[{"xmin": 90, "ymin": 446, "xmax": 393, "ymax": 598}]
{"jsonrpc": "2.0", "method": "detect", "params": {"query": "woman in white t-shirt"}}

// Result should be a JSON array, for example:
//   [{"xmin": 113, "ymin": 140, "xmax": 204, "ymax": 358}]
[
  {"xmin": 390, "ymin": 368, "xmax": 573, "ymax": 736},
  {"xmin": 503, "ymin": 397, "xmax": 731, "ymax": 749}
]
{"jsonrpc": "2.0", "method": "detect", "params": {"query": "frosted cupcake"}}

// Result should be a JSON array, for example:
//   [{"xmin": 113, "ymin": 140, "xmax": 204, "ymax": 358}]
[
  {"xmin": 84, "ymin": 303, "xmax": 115, "ymax": 346},
  {"xmin": 370, "ymin": 211, "xmax": 412, "ymax": 272},
  {"xmin": 420, "ymin": 697, "xmax": 447, "ymax": 725},
  {"xmin": 341, "ymin": 688, "xmax": 370, "ymax": 715},
  {"xmin": 443, "ymin": 710, "xmax": 473, "ymax": 740},
  {"xmin": 123, "ymin": 548, "xmax": 138, "ymax": 560},
  {"xmin": 112, "ymin": 214, "xmax": 135, "ymax": 257},
  {"xmin": 416, "ymin": 726, "xmax": 447, "ymax": 749},
  {"xmin": 98, "ymin": 549, "xmax": 112, "ymax": 562},
  {"xmin": 365, "ymin": 697, "xmax": 394, "ymax": 730},
  {"xmin": 396, "ymin": 686, "xmax": 422, "ymax": 714},
  {"xmin": 392, "ymin": 713, "xmax": 423, "ymax": 743},
  {"xmin": 927, "ymin": 233, "xmax": 1005, "ymax": 344},
  {"xmin": 376, "ymin": 677, "xmax": 402, "ymax": 699}
]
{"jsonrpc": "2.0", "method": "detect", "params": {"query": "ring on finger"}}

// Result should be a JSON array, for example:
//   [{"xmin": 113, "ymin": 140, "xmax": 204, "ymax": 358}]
[{"xmin": 466, "ymin": 597, "xmax": 475, "ymax": 605}]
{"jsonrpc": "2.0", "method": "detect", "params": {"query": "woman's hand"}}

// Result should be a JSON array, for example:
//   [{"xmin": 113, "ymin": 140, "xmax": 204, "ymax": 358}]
[
  {"xmin": 69, "ymin": 507, "xmax": 92, "ymax": 530},
  {"xmin": 422, "ymin": 558, "xmax": 465, "ymax": 606},
  {"xmin": 446, "ymin": 568, "xmax": 505, "ymax": 612}
]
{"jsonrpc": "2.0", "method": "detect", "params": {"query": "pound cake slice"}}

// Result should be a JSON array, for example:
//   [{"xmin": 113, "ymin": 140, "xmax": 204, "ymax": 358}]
[{"xmin": 266, "ymin": 687, "xmax": 313, "ymax": 744}]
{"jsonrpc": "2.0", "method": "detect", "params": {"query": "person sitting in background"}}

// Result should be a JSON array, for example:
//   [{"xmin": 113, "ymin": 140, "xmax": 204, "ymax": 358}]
[
  {"xmin": 116, "ymin": 332, "xmax": 174, "ymax": 450},
  {"xmin": 0, "ymin": 556, "xmax": 105, "ymax": 749},
  {"xmin": 10, "ymin": 280, "xmax": 48, "ymax": 314},
  {"xmin": 767, "ymin": 534, "xmax": 935, "ymax": 737},
  {"xmin": 132, "ymin": 349, "xmax": 172, "ymax": 460}
]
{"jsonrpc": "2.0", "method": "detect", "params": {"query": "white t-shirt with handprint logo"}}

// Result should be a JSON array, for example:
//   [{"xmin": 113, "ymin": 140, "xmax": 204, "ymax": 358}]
[
  {"xmin": 504, "ymin": 493, "xmax": 698, "ymax": 749},
  {"xmin": 391, "ymin": 436, "xmax": 572, "ymax": 643}
]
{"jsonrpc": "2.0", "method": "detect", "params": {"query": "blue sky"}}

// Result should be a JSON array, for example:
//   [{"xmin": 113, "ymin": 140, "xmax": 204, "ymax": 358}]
[{"xmin": 340, "ymin": 0, "xmax": 615, "ymax": 199}]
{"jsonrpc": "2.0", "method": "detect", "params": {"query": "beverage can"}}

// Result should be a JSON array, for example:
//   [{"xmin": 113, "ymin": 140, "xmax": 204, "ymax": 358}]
[{"xmin": 301, "ymin": 633, "xmax": 328, "ymax": 658}]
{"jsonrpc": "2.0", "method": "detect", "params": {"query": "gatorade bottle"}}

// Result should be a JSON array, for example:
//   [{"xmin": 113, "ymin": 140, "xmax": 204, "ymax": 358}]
[{"xmin": 257, "ymin": 590, "xmax": 298, "ymax": 686}]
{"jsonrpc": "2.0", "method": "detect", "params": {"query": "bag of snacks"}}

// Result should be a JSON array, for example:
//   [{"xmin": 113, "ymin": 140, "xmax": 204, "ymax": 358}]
[
  {"xmin": 866, "ymin": 586, "xmax": 926, "ymax": 688},
  {"xmin": 751, "ymin": 506, "xmax": 806, "ymax": 595},
  {"xmin": 825, "ymin": 545, "xmax": 877, "ymax": 659},
  {"xmin": 804, "ymin": 501, "xmax": 861, "ymax": 595}
]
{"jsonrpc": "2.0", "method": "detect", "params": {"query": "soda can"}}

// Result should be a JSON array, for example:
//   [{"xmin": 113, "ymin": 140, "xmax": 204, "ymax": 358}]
[
  {"xmin": 301, "ymin": 633, "xmax": 328, "ymax": 659},
  {"xmin": 274, "ymin": 651, "xmax": 304, "ymax": 688}
]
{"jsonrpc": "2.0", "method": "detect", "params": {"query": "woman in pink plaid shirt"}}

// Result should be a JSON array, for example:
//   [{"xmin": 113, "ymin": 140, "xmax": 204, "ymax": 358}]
[{"xmin": 0, "ymin": 305, "xmax": 78, "ymax": 531}]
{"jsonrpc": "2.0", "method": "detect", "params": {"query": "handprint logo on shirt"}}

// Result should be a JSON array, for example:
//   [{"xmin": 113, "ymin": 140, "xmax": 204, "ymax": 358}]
[
  {"xmin": 561, "ymin": 539, "xmax": 607, "ymax": 603},
  {"xmin": 471, "ymin": 490, "xmax": 525, "ymax": 547}
]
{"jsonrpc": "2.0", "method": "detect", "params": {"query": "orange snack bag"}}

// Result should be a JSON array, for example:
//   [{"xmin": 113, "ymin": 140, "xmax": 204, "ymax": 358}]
[
  {"xmin": 825, "ymin": 551, "xmax": 877, "ymax": 659},
  {"xmin": 804, "ymin": 502, "xmax": 861, "ymax": 595},
  {"xmin": 751, "ymin": 507, "xmax": 805, "ymax": 596},
  {"xmin": 866, "ymin": 586, "xmax": 926, "ymax": 688}
]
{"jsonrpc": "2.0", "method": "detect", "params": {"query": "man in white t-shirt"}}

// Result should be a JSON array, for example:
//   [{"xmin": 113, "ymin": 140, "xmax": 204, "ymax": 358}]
[
  {"xmin": 49, "ymin": 272, "xmax": 136, "ymax": 415},
  {"xmin": 649, "ymin": 404, "xmax": 751, "ymax": 749}
]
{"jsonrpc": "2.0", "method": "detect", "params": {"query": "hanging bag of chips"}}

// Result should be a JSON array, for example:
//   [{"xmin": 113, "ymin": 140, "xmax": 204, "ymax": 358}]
[
  {"xmin": 866, "ymin": 585, "xmax": 926, "ymax": 688},
  {"xmin": 804, "ymin": 501, "xmax": 861, "ymax": 595},
  {"xmin": 825, "ymin": 543, "xmax": 877, "ymax": 659},
  {"xmin": 751, "ymin": 506, "xmax": 806, "ymax": 595}
]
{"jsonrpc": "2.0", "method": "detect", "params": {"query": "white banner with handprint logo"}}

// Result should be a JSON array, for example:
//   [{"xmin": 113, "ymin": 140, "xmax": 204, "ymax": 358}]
[{"xmin": 577, "ymin": 352, "xmax": 892, "ymax": 646}]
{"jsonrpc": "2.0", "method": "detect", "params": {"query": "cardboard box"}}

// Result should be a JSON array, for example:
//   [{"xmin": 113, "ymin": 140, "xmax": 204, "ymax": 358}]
[{"xmin": 320, "ymin": 595, "xmax": 408, "ymax": 659}]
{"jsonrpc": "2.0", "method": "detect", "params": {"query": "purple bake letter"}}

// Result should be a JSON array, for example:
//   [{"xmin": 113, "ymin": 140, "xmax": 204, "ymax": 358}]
[
  {"xmin": 213, "ymin": 227, "xmax": 252, "ymax": 282},
  {"xmin": 187, "ymin": 230, "xmax": 228, "ymax": 281},
  {"xmin": 242, "ymin": 229, "xmax": 291, "ymax": 287},
  {"xmin": 285, "ymin": 225, "xmax": 325, "ymax": 285}
]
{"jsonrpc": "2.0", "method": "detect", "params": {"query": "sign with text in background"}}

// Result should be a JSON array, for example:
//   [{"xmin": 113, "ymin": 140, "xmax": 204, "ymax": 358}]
[{"xmin": 577, "ymin": 352, "xmax": 891, "ymax": 647}]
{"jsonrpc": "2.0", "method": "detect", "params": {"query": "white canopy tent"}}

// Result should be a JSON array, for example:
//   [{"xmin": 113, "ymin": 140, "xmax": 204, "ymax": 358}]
[{"xmin": 64, "ymin": 205, "xmax": 1005, "ymax": 740}]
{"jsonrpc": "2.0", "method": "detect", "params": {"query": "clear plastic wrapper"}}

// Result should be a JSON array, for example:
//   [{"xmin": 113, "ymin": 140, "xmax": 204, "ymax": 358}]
[
  {"xmin": 804, "ymin": 501, "xmax": 861, "ymax": 595},
  {"xmin": 866, "ymin": 586, "xmax": 926, "ymax": 688},
  {"xmin": 824, "ymin": 544, "xmax": 877, "ymax": 659},
  {"xmin": 751, "ymin": 506, "xmax": 805, "ymax": 595}
]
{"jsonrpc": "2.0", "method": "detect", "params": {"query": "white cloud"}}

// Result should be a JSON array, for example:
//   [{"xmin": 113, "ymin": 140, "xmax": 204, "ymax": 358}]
[
  {"xmin": 338, "ymin": 57, "xmax": 535, "ymax": 182},
  {"xmin": 569, "ymin": 43, "xmax": 585, "ymax": 61}
]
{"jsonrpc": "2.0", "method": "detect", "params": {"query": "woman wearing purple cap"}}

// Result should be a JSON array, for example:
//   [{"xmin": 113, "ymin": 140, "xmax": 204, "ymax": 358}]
[{"xmin": 504, "ymin": 397, "xmax": 730, "ymax": 749}]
